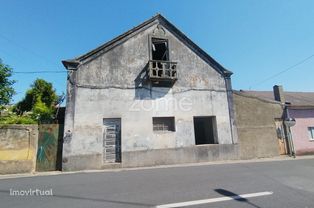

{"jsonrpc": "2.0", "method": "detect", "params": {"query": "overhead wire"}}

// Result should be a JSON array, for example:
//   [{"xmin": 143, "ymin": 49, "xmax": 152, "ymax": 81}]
[{"xmin": 250, "ymin": 54, "xmax": 314, "ymax": 89}]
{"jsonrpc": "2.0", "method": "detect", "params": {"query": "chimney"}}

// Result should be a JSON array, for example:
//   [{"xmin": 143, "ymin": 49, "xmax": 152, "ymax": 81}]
[{"xmin": 273, "ymin": 85, "xmax": 285, "ymax": 103}]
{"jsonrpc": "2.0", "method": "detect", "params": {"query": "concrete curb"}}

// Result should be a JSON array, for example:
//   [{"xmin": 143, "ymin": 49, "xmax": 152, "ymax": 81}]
[{"xmin": 1, "ymin": 155, "xmax": 314, "ymax": 180}]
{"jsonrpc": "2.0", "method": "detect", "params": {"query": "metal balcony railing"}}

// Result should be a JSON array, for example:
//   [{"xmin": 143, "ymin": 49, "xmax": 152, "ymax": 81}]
[{"xmin": 148, "ymin": 60, "xmax": 177, "ymax": 81}]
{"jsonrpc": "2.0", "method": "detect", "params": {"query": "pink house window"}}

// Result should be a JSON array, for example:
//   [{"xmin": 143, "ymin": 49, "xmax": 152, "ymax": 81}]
[{"xmin": 308, "ymin": 127, "xmax": 314, "ymax": 141}]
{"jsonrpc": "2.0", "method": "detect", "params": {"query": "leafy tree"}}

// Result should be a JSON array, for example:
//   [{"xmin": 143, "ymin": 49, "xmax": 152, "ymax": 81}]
[
  {"xmin": 0, "ymin": 59, "xmax": 15, "ymax": 109},
  {"xmin": 15, "ymin": 79, "xmax": 58, "ymax": 123},
  {"xmin": 32, "ymin": 96, "xmax": 55, "ymax": 121}
]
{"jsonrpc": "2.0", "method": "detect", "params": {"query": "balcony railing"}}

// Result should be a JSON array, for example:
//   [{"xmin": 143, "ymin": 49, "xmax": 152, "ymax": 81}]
[{"xmin": 148, "ymin": 60, "xmax": 177, "ymax": 82}]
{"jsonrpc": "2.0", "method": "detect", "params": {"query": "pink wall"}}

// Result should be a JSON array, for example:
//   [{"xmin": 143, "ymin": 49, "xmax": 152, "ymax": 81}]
[{"xmin": 289, "ymin": 109, "xmax": 314, "ymax": 155}]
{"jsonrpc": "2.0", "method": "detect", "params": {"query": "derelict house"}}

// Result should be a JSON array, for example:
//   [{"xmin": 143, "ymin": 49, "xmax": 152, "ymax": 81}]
[{"xmin": 61, "ymin": 14, "xmax": 238, "ymax": 171}]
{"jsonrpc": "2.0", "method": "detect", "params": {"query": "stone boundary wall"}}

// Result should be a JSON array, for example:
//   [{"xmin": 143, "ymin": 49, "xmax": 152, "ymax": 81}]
[{"xmin": 0, "ymin": 125, "xmax": 38, "ymax": 174}]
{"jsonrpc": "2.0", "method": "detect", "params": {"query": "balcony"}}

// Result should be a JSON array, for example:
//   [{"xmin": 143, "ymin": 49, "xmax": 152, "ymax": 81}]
[{"xmin": 148, "ymin": 60, "xmax": 177, "ymax": 83}]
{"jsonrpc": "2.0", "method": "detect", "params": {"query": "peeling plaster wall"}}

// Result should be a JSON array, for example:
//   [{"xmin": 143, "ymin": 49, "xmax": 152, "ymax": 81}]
[{"xmin": 62, "ymin": 21, "xmax": 234, "ymax": 170}]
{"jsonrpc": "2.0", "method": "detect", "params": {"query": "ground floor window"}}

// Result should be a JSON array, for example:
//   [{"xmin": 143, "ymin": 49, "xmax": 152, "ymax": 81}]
[
  {"xmin": 194, "ymin": 116, "xmax": 218, "ymax": 145},
  {"xmin": 153, "ymin": 117, "xmax": 175, "ymax": 132},
  {"xmin": 308, "ymin": 127, "xmax": 314, "ymax": 141}
]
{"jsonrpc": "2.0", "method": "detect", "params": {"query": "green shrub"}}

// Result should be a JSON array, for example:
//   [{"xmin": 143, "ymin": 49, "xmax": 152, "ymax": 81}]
[{"xmin": 0, "ymin": 114, "xmax": 37, "ymax": 124}]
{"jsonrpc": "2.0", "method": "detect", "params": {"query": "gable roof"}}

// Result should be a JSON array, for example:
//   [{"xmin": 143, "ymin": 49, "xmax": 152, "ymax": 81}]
[
  {"xmin": 237, "ymin": 90, "xmax": 314, "ymax": 107},
  {"xmin": 62, "ymin": 14, "xmax": 232, "ymax": 77}
]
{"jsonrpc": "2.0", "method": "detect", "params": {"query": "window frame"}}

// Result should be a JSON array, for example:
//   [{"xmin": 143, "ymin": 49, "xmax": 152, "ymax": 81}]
[
  {"xmin": 148, "ymin": 34, "xmax": 171, "ymax": 61},
  {"xmin": 151, "ymin": 38, "xmax": 169, "ymax": 61},
  {"xmin": 308, "ymin": 127, "xmax": 314, "ymax": 141},
  {"xmin": 152, "ymin": 117, "xmax": 176, "ymax": 132}
]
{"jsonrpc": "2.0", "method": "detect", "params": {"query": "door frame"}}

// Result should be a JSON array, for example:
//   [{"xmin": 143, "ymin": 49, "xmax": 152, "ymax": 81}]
[
  {"xmin": 103, "ymin": 118, "xmax": 122, "ymax": 163},
  {"xmin": 193, "ymin": 116, "xmax": 218, "ymax": 145},
  {"xmin": 275, "ymin": 118, "xmax": 288, "ymax": 155}
]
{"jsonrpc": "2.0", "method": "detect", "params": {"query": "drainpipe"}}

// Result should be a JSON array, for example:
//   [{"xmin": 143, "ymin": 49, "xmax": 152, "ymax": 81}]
[
  {"xmin": 283, "ymin": 104, "xmax": 296, "ymax": 158},
  {"xmin": 223, "ymin": 69, "xmax": 238, "ymax": 144},
  {"xmin": 273, "ymin": 85, "xmax": 296, "ymax": 157}
]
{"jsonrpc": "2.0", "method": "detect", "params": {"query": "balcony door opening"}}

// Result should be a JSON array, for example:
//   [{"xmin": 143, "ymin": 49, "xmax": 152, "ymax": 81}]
[
  {"xmin": 194, "ymin": 116, "xmax": 218, "ymax": 145},
  {"xmin": 149, "ymin": 37, "xmax": 176, "ymax": 87},
  {"xmin": 152, "ymin": 38, "xmax": 169, "ymax": 61}
]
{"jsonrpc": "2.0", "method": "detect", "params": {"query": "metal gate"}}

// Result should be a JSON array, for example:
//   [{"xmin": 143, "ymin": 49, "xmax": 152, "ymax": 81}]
[
  {"xmin": 36, "ymin": 124, "xmax": 63, "ymax": 171},
  {"xmin": 103, "ymin": 118, "xmax": 121, "ymax": 163}
]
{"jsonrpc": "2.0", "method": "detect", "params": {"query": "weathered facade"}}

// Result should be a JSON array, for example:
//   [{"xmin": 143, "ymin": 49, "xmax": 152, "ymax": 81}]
[
  {"xmin": 233, "ymin": 91, "xmax": 283, "ymax": 159},
  {"xmin": 62, "ymin": 14, "xmax": 238, "ymax": 171}
]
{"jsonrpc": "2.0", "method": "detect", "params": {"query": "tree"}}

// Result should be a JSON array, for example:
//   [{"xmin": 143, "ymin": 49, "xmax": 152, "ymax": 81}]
[
  {"xmin": 0, "ymin": 59, "xmax": 15, "ymax": 109},
  {"xmin": 15, "ymin": 79, "xmax": 58, "ymax": 122}
]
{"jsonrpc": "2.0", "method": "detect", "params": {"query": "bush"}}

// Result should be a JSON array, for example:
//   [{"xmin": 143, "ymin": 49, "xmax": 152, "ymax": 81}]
[{"xmin": 0, "ymin": 114, "xmax": 37, "ymax": 124}]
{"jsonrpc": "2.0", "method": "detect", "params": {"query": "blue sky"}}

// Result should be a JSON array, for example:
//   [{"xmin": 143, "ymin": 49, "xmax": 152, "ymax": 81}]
[{"xmin": 0, "ymin": 0, "xmax": 313, "ymax": 103}]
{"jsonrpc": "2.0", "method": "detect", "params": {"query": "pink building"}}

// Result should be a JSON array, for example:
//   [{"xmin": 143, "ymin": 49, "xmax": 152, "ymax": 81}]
[
  {"xmin": 289, "ymin": 108, "xmax": 314, "ymax": 155},
  {"xmin": 238, "ymin": 85, "xmax": 314, "ymax": 156}
]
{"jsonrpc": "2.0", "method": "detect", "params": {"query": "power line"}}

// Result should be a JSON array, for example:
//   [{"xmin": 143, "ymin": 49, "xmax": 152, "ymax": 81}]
[
  {"xmin": 250, "ymin": 54, "xmax": 314, "ymax": 89},
  {"xmin": 0, "ymin": 33, "xmax": 66, "ymax": 75},
  {"xmin": 13, "ymin": 70, "xmax": 66, "ymax": 74}
]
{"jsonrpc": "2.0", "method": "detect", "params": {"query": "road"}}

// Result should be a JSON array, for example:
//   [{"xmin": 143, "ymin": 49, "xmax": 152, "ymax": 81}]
[{"xmin": 0, "ymin": 158, "xmax": 314, "ymax": 208}]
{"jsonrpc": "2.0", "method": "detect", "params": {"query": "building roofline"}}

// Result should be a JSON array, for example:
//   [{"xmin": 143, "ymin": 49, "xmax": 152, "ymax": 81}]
[
  {"xmin": 61, "ymin": 14, "xmax": 232, "ymax": 76},
  {"xmin": 287, "ymin": 105, "xmax": 314, "ymax": 110},
  {"xmin": 233, "ymin": 90, "xmax": 283, "ymax": 105}
]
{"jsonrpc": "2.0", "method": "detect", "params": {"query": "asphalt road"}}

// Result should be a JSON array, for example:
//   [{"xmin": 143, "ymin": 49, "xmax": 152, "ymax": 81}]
[{"xmin": 1, "ymin": 158, "xmax": 314, "ymax": 208}]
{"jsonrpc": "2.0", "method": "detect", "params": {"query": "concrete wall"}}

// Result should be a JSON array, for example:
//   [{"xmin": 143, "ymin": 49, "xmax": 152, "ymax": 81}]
[
  {"xmin": 62, "ymin": 144, "xmax": 239, "ymax": 171},
  {"xmin": 122, "ymin": 144, "xmax": 239, "ymax": 168},
  {"xmin": 289, "ymin": 109, "xmax": 314, "ymax": 155},
  {"xmin": 0, "ymin": 125, "xmax": 38, "ymax": 174},
  {"xmin": 62, "ymin": 20, "xmax": 235, "ymax": 170},
  {"xmin": 233, "ymin": 92, "xmax": 282, "ymax": 159}
]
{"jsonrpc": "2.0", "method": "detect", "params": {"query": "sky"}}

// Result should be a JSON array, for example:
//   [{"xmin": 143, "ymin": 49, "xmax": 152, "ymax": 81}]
[{"xmin": 0, "ymin": 0, "xmax": 313, "ymax": 103}]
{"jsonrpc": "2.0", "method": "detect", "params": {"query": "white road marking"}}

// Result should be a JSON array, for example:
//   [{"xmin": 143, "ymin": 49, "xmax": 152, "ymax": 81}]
[{"xmin": 155, "ymin": 191, "xmax": 273, "ymax": 208}]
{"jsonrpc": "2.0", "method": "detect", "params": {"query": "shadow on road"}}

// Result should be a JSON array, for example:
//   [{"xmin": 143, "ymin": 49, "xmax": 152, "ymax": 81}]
[
  {"xmin": 214, "ymin": 189, "xmax": 261, "ymax": 208},
  {"xmin": 0, "ymin": 189, "xmax": 152, "ymax": 207}
]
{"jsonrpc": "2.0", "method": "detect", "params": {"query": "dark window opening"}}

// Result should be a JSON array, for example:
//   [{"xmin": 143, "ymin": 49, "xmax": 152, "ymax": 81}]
[
  {"xmin": 309, "ymin": 127, "xmax": 314, "ymax": 140},
  {"xmin": 152, "ymin": 38, "xmax": 169, "ymax": 61},
  {"xmin": 194, "ymin": 116, "xmax": 218, "ymax": 145},
  {"xmin": 153, "ymin": 117, "xmax": 175, "ymax": 132}
]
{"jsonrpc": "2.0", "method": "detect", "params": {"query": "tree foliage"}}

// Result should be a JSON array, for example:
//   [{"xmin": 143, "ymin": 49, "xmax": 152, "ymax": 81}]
[
  {"xmin": 15, "ymin": 79, "xmax": 58, "ymax": 123},
  {"xmin": 0, "ymin": 59, "xmax": 15, "ymax": 108}
]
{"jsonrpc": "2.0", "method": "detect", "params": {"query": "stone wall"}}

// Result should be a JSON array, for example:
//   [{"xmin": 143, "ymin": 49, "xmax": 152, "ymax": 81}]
[
  {"xmin": 0, "ymin": 125, "xmax": 38, "ymax": 174},
  {"xmin": 233, "ymin": 92, "xmax": 283, "ymax": 159}
]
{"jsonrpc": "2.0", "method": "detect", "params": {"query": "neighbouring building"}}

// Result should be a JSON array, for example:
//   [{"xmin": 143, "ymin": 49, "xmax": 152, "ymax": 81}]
[
  {"xmin": 61, "ymin": 14, "xmax": 238, "ymax": 171},
  {"xmin": 233, "ymin": 91, "xmax": 283, "ymax": 159},
  {"xmin": 239, "ymin": 85, "xmax": 314, "ymax": 156}
]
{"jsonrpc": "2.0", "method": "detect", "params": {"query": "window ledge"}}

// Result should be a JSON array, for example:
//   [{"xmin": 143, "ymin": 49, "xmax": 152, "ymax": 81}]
[
  {"xmin": 195, "ymin": 144, "xmax": 219, "ymax": 146},
  {"xmin": 153, "ymin": 131, "xmax": 175, "ymax": 134}
]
